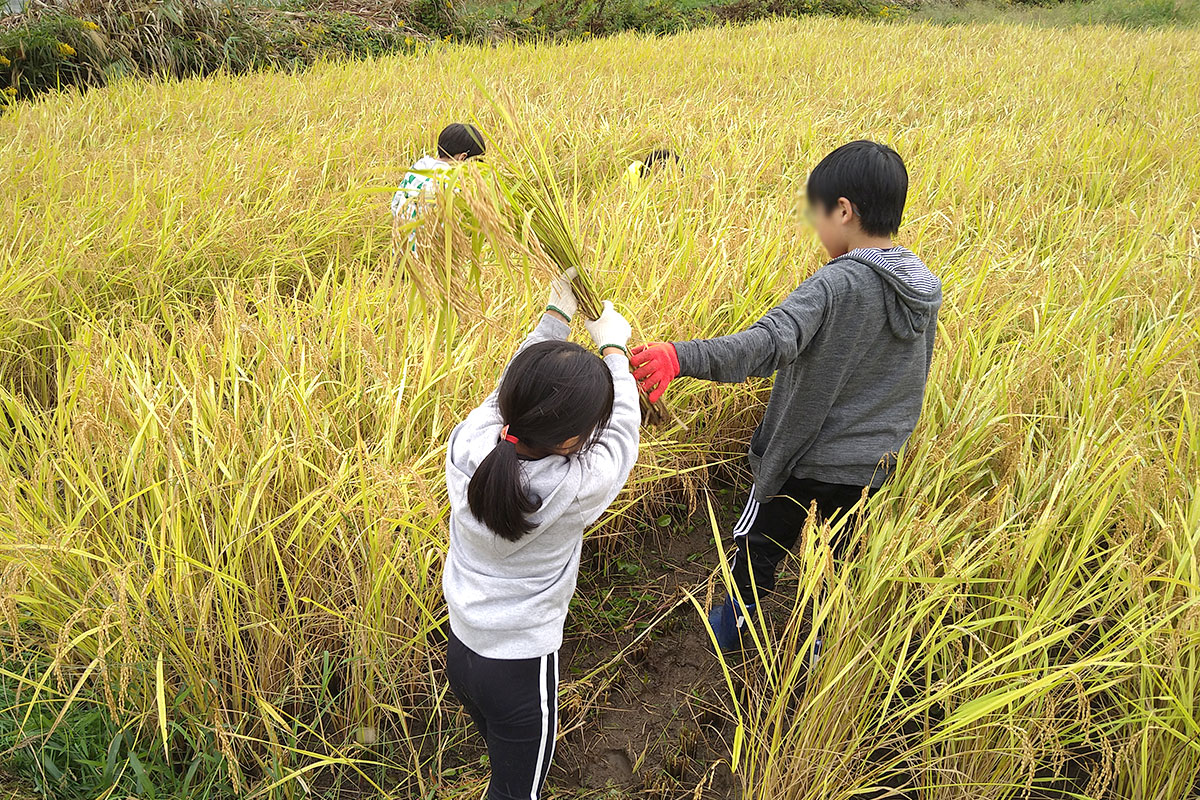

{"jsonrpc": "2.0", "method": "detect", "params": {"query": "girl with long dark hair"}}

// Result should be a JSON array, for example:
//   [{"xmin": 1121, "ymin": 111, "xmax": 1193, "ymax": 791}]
[{"xmin": 443, "ymin": 273, "xmax": 640, "ymax": 800}]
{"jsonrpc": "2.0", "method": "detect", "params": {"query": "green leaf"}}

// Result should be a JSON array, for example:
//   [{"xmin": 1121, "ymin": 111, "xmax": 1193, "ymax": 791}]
[
  {"xmin": 40, "ymin": 751, "xmax": 63, "ymax": 783},
  {"xmin": 104, "ymin": 730, "xmax": 125, "ymax": 782},
  {"xmin": 127, "ymin": 750, "xmax": 154, "ymax": 798}
]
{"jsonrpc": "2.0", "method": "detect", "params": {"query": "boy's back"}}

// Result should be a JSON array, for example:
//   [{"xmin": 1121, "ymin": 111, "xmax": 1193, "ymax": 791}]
[
  {"xmin": 390, "ymin": 154, "xmax": 449, "ymax": 220},
  {"xmin": 390, "ymin": 123, "xmax": 487, "ymax": 249},
  {"xmin": 674, "ymin": 244, "xmax": 940, "ymax": 502}
]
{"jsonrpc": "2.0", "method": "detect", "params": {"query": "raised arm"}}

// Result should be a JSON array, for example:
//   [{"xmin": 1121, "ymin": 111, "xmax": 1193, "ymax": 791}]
[
  {"xmin": 575, "ymin": 353, "xmax": 641, "ymax": 522},
  {"xmin": 466, "ymin": 312, "xmax": 570, "ymax": 429},
  {"xmin": 470, "ymin": 270, "xmax": 580, "ymax": 421},
  {"xmin": 576, "ymin": 302, "xmax": 641, "ymax": 522}
]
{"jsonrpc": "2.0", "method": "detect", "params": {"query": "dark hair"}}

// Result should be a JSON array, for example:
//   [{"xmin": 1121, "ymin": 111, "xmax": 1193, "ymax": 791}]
[
  {"xmin": 437, "ymin": 123, "xmax": 487, "ymax": 160},
  {"xmin": 638, "ymin": 148, "xmax": 681, "ymax": 177},
  {"xmin": 806, "ymin": 140, "xmax": 908, "ymax": 236},
  {"xmin": 468, "ymin": 340, "xmax": 615, "ymax": 542}
]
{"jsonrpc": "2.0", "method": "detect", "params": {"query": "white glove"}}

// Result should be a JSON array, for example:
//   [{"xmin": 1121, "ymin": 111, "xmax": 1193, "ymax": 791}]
[
  {"xmin": 546, "ymin": 267, "xmax": 579, "ymax": 322},
  {"xmin": 584, "ymin": 300, "xmax": 633, "ymax": 355}
]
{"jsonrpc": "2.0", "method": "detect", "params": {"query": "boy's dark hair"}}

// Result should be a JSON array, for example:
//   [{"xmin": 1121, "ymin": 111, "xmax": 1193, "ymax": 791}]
[
  {"xmin": 437, "ymin": 123, "xmax": 486, "ymax": 160},
  {"xmin": 467, "ymin": 340, "xmax": 614, "ymax": 542},
  {"xmin": 806, "ymin": 140, "xmax": 908, "ymax": 237},
  {"xmin": 638, "ymin": 148, "xmax": 681, "ymax": 177}
]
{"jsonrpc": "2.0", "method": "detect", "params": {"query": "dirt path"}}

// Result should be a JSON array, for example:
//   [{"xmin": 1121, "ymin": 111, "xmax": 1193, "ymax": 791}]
[{"xmin": 551, "ymin": 503, "xmax": 741, "ymax": 798}]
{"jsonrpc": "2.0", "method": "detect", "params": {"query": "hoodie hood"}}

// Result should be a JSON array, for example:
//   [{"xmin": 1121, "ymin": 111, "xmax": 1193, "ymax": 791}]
[
  {"xmin": 445, "ymin": 416, "xmax": 583, "ymax": 559},
  {"xmin": 838, "ymin": 247, "xmax": 943, "ymax": 340}
]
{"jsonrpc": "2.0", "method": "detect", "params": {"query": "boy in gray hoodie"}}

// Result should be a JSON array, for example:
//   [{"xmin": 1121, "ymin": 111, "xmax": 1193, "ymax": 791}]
[{"xmin": 630, "ymin": 140, "xmax": 942, "ymax": 652}]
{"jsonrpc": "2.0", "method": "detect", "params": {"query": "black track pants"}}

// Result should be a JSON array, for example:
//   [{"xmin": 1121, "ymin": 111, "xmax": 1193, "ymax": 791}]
[
  {"xmin": 446, "ymin": 629, "xmax": 558, "ymax": 800},
  {"xmin": 728, "ymin": 476, "xmax": 875, "ymax": 603}
]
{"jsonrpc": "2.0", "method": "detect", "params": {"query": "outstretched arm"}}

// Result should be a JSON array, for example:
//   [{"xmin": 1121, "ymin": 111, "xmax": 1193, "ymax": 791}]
[
  {"xmin": 676, "ymin": 277, "xmax": 828, "ymax": 382},
  {"xmin": 633, "ymin": 277, "xmax": 830, "ymax": 398}
]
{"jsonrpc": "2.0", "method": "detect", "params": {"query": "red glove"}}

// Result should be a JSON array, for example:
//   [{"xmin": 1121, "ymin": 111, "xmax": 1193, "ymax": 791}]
[{"xmin": 630, "ymin": 342, "xmax": 680, "ymax": 403}]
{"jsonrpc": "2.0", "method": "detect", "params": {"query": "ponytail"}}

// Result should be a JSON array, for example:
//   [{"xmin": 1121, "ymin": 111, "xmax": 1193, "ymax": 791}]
[
  {"xmin": 465, "ymin": 339, "xmax": 615, "ymax": 542},
  {"xmin": 468, "ymin": 440, "xmax": 539, "ymax": 542}
]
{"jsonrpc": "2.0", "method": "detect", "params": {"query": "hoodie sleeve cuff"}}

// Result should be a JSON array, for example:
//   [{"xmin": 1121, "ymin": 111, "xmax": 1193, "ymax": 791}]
[
  {"xmin": 671, "ymin": 340, "xmax": 697, "ymax": 377},
  {"xmin": 536, "ymin": 312, "xmax": 571, "ymax": 340},
  {"xmin": 602, "ymin": 350, "xmax": 631, "ymax": 374}
]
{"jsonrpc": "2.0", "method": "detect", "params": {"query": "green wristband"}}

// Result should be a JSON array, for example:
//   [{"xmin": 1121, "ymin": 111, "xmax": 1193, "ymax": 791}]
[
  {"xmin": 546, "ymin": 305, "xmax": 572, "ymax": 322},
  {"xmin": 599, "ymin": 343, "xmax": 629, "ymax": 357}
]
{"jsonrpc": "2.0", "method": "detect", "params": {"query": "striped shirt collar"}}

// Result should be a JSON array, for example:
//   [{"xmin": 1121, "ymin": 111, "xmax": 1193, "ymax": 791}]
[{"xmin": 847, "ymin": 246, "xmax": 939, "ymax": 294}]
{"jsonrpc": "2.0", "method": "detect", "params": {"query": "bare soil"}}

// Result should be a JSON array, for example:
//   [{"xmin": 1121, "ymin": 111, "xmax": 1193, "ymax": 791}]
[{"xmin": 552, "ymin": 512, "xmax": 739, "ymax": 799}]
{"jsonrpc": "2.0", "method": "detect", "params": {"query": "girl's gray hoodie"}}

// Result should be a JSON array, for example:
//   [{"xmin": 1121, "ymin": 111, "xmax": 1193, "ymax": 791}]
[{"xmin": 443, "ymin": 315, "xmax": 641, "ymax": 660}]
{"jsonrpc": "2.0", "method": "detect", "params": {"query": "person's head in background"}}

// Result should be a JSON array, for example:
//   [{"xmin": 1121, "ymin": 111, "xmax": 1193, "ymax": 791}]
[
  {"xmin": 467, "ymin": 340, "xmax": 615, "ymax": 542},
  {"xmin": 437, "ymin": 123, "xmax": 487, "ymax": 161},
  {"xmin": 805, "ymin": 140, "xmax": 907, "ymax": 259},
  {"xmin": 638, "ymin": 148, "xmax": 681, "ymax": 177}
]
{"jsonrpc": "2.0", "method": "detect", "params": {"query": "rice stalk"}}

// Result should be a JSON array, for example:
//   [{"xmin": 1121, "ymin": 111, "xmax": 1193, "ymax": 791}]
[{"xmin": 0, "ymin": 16, "xmax": 1197, "ymax": 798}]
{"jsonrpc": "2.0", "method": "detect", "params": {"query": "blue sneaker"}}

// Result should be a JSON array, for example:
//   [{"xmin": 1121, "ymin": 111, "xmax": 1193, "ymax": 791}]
[{"xmin": 707, "ymin": 595, "xmax": 754, "ymax": 653}]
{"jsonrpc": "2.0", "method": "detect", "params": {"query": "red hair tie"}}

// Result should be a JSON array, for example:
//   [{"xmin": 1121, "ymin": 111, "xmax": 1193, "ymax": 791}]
[{"xmin": 500, "ymin": 425, "xmax": 519, "ymax": 445}]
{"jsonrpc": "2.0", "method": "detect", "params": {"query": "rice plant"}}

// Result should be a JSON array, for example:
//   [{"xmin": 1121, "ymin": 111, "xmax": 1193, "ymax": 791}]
[{"xmin": 0, "ymin": 15, "xmax": 1197, "ymax": 799}]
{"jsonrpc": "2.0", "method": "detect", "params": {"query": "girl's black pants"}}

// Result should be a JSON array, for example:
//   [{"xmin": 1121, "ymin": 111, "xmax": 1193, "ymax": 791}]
[{"xmin": 445, "ymin": 629, "xmax": 558, "ymax": 800}]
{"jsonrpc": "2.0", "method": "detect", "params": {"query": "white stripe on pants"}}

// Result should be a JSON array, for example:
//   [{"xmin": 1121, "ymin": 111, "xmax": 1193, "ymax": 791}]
[
  {"xmin": 542, "ymin": 652, "xmax": 559, "ymax": 796},
  {"xmin": 729, "ymin": 488, "xmax": 762, "ymax": 627},
  {"xmin": 733, "ymin": 488, "xmax": 761, "ymax": 539},
  {"xmin": 530, "ymin": 655, "xmax": 549, "ymax": 800},
  {"xmin": 528, "ymin": 651, "xmax": 558, "ymax": 799}
]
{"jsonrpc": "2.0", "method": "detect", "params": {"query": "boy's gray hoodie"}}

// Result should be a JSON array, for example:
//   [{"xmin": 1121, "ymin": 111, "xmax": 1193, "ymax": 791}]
[
  {"xmin": 443, "ymin": 315, "xmax": 641, "ymax": 660},
  {"xmin": 674, "ymin": 247, "xmax": 941, "ymax": 503}
]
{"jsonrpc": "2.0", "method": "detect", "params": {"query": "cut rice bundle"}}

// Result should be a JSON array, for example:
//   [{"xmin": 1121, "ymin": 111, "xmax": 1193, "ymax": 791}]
[{"xmin": 394, "ymin": 161, "xmax": 668, "ymax": 426}]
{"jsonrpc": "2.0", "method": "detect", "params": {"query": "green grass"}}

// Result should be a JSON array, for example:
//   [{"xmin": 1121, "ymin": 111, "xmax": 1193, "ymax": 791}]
[
  {"xmin": 0, "ymin": 658, "xmax": 235, "ymax": 798},
  {"xmin": 912, "ymin": 0, "xmax": 1200, "ymax": 27}
]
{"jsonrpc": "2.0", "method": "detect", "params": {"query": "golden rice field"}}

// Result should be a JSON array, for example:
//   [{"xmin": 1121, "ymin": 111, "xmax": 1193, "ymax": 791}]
[{"xmin": 1, "ymin": 14, "xmax": 1199, "ymax": 800}]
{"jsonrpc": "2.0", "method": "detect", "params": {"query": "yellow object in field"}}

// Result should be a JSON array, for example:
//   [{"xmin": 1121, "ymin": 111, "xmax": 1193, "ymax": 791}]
[{"xmin": 623, "ymin": 159, "xmax": 646, "ymax": 190}]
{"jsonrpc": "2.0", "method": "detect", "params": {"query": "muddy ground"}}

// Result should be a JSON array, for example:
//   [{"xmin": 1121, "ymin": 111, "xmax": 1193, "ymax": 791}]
[{"xmin": 554, "ymin": 506, "xmax": 739, "ymax": 798}]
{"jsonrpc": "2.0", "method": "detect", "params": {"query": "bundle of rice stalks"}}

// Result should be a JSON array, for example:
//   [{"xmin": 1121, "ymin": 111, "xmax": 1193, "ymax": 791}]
[
  {"xmin": 394, "ymin": 151, "xmax": 670, "ymax": 425},
  {"xmin": 391, "ymin": 163, "xmax": 503, "ymax": 319}
]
